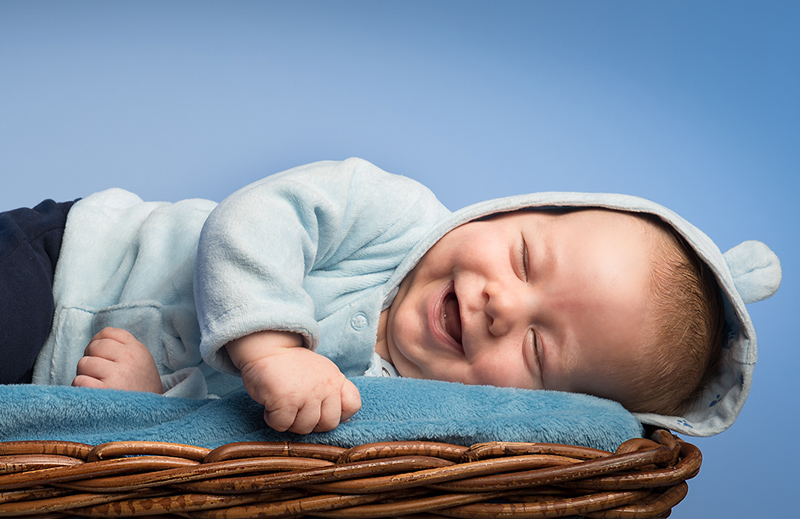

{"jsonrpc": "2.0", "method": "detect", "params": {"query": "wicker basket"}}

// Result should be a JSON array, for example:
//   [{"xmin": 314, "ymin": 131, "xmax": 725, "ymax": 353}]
[{"xmin": 0, "ymin": 429, "xmax": 699, "ymax": 518}]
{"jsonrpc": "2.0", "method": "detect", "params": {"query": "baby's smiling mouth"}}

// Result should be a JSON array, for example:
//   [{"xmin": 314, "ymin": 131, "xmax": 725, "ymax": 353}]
[{"xmin": 443, "ymin": 292, "xmax": 463, "ymax": 347}]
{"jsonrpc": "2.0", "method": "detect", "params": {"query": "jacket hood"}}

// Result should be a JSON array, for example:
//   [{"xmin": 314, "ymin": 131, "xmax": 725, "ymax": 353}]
[{"xmin": 393, "ymin": 191, "xmax": 781, "ymax": 436}]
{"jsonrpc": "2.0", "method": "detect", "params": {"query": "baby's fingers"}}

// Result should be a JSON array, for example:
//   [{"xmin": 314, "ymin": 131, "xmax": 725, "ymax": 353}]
[
  {"xmin": 313, "ymin": 394, "xmax": 344, "ymax": 433},
  {"xmin": 313, "ymin": 380, "xmax": 362, "ymax": 432},
  {"xmin": 263, "ymin": 405, "xmax": 301, "ymax": 433},
  {"xmin": 340, "ymin": 379, "xmax": 362, "ymax": 422},
  {"xmin": 73, "ymin": 355, "xmax": 110, "ymax": 386},
  {"xmin": 266, "ymin": 398, "xmax": 341, "ymax": 435},
  {"xmin": 72, "ymin": 374, "xmax": 105, "ymax": 389},
  {"xmin": 292, "ymin": 404, "xmax": 324, "ymax": 435}
]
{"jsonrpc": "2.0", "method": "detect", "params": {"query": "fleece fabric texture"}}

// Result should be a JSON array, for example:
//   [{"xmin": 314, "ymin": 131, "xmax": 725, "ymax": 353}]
[
  {"xmin": 0, "ymin": 377, "xmax": 642, "ymax": 452},
  {"xmin": 32, "ymin": 158, "xmax": 449, "ymax": 399}
]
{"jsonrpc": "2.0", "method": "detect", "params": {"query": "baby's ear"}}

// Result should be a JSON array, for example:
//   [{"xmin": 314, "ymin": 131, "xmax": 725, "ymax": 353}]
[{"xmin": 723, "ymin": 240, "xmax": 782, "ymax": 304}]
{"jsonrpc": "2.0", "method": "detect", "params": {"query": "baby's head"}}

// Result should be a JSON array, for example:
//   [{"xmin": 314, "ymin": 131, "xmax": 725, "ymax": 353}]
[
  {"xmin": 625, "ymin": 213, "xmax": 725, "ymax": 415},
  {"xmin": 381, "ymin": 207, "xmax": 724, "ymax": 417}
]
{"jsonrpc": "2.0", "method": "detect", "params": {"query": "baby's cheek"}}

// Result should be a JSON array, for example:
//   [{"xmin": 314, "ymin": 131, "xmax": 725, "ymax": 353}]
[{"xmin": 474, "ymin": 357, "xmax": 537, "ymax": 390}]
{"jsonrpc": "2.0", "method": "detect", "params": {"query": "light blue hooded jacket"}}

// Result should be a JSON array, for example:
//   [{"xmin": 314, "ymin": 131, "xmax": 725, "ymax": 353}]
[{"xmin": 32, "ymin": 158, "xmax": 781, "ymax": 436}]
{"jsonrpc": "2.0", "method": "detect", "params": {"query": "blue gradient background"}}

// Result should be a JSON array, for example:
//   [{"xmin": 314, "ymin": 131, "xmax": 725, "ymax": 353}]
[{"xmin": 1, "ymin": 2, "xmax": 797, "ymax": 516}]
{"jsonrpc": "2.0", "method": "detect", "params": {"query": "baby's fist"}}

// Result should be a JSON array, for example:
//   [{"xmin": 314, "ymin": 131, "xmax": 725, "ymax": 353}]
[
  {"xmin": 264, "ymin": 373, "xmax": 361, "ymax": 434},
  {"xmin": 72, "ymin": 327, "xmax": 162, "ymax": 394},
  {"xmin": 227, "ymin": 331, "xmax": 362, "ymax": 434}
]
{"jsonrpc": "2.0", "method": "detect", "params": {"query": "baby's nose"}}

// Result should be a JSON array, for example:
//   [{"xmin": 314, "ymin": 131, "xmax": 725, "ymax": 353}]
[{"xmin": 485, "ymin": 286, "xmax": 524, "ymax": 337}]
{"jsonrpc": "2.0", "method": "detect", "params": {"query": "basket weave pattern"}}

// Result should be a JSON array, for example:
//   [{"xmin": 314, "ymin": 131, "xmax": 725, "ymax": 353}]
[{"xmin": 0, "ymin": 429, "xmax": 700, "ymax": 518}]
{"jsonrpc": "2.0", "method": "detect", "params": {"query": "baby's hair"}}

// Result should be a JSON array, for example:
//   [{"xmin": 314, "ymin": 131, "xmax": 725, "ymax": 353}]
[{"xmin": 622, "ymin": 213, "xmax": 725, "ymax": 417}]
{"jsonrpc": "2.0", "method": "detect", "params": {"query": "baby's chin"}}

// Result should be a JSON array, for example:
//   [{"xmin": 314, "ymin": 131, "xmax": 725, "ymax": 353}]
[{"xmin": 385, "ymin": 347, "xmax": 440, "ymax": 382}]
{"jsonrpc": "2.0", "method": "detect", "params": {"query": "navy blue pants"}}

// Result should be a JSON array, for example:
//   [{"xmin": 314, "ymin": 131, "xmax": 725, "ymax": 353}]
[{"xmin": 0, "ymin": 199, "xmax": 76, "ymax": 384}]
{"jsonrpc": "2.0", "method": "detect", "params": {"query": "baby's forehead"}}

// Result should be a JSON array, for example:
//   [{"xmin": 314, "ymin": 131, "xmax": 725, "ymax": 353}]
[
  {"xmin": 457, "ymin": 208, "xmax": 663, "ymax": 257},
  {"xmin": 485, "ymin": 206, "xmax": 655, "ymax": 229}
]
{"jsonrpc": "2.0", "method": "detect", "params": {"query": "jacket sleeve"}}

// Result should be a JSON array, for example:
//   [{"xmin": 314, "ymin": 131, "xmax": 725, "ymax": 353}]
[{"xmin": 194, "ymin": 158, "xmax": 448, "ymax": 374}]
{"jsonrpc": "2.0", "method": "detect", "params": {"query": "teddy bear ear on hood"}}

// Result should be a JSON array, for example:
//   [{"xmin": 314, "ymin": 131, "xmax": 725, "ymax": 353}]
[
  {"xmin": 723, "ymin": 240, "xmax": 782, "ymax": 304},
  {"xmin": 635, "ymin": 234, "xmax": 782, "ymax": 437}
]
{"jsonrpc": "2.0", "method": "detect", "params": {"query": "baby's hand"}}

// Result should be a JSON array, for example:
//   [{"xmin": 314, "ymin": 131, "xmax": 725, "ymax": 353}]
[
  {"xmin": 72, "ymin": 327, "xmax": 163, "ymax": 394},
  {"xmin": 226, "ymin": 331, "xmax": 362, "ymax": 434}
]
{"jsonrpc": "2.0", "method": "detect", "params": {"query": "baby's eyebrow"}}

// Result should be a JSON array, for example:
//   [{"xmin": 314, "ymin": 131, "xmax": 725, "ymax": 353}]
[{"xmin": 529, "ymin": 226, "xmax": 554, "ymax": 280}]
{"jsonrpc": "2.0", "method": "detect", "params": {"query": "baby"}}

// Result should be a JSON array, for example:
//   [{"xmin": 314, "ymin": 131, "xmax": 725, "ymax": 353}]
[{"xmin": 1, "ymin": 158, "xmax": 779, "ymax": 436}]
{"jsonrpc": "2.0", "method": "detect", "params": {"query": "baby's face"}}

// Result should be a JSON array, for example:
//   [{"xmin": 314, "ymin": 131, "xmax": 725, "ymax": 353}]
[{"xmin": 382, "ymin": 209, "xmax": 658, "ymax": 405}]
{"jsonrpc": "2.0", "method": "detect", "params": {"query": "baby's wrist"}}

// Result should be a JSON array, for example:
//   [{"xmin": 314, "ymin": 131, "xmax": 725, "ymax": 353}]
[{"xmin": 225, "ymin": 330, "xmax": 304, "ymax": 372}]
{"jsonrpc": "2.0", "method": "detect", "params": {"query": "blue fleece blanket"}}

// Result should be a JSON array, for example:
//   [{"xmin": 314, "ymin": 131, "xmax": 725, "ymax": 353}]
[{"xmin": 0, "ymin": 377, "xmax": 643, "ymax": 452}]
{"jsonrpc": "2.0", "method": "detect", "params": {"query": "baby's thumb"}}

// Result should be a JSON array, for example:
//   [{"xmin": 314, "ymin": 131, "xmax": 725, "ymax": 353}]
[{"xmin": 340, "ymin": 379, "xmax": 362, "ymax": 422}]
